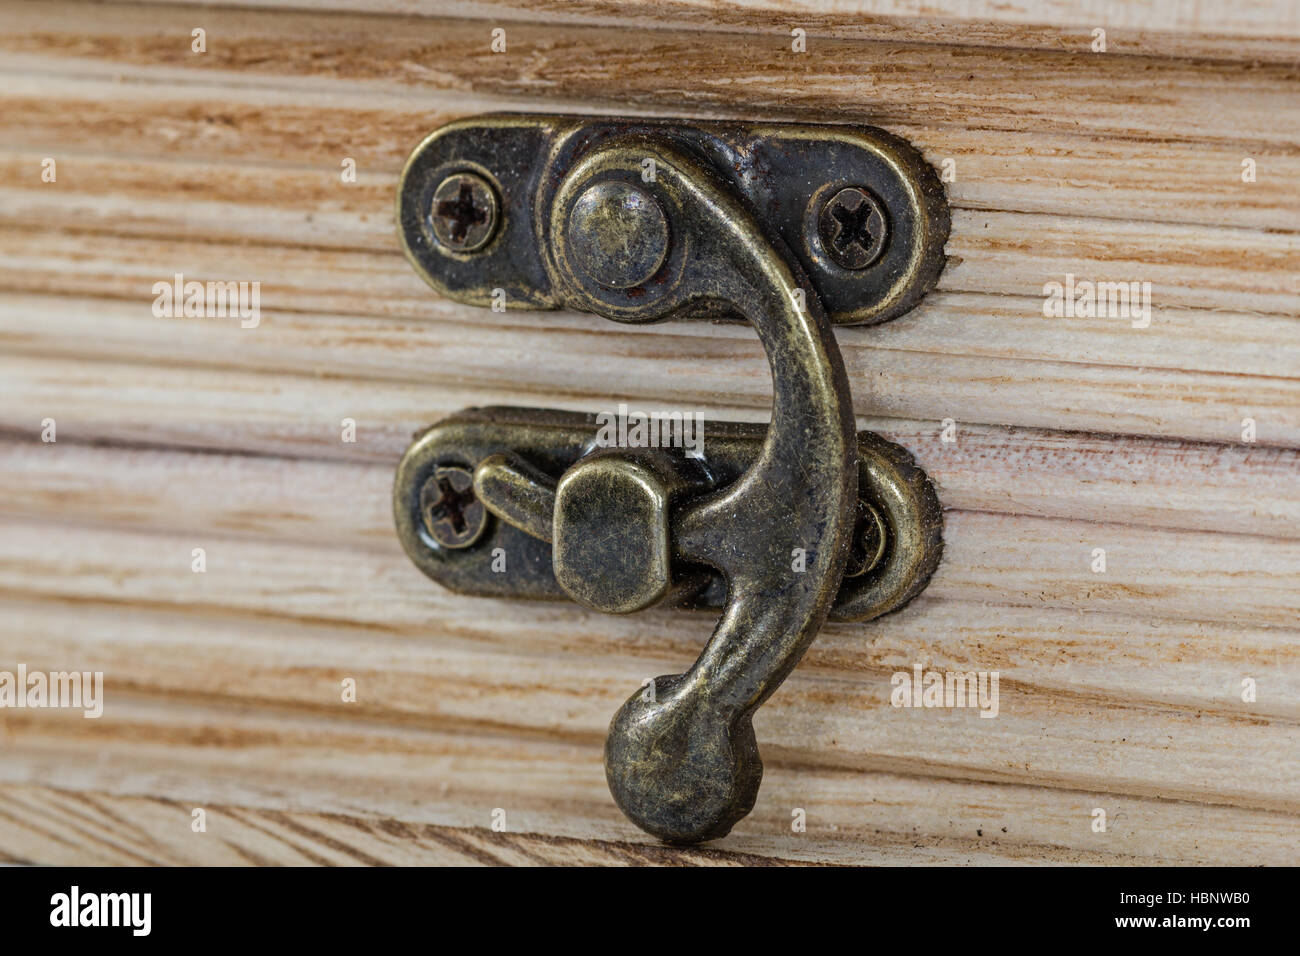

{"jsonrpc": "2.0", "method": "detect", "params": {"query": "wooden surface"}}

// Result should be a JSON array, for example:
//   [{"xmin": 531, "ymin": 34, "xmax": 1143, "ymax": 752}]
[{"xmin": 0, "ymin": 0, "xmax": 1297, "ymax": 865}]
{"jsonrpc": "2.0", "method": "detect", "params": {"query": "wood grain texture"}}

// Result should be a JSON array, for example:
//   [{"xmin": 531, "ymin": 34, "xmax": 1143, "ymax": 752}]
[
  {"xmin": 5, "ymin": 505, "xmax": 1298, "ymax": 636},
  {"xmin": 2, "ymin": 298, "xmax": 1297, "ymax": 449},
  {"xmin": 0, "ymin": 786, "xmax": 812, "ymax": 866},
  {"xmin": 4, "ymin": 428, "xmax": 1296, "ymax": 540},
  {"xmin": 0, "ymin": 0, "xmax": 1297, "ymax": 865},
  {"xmin": 5, "ymin": 86, "xmax": 1298, "ymax": 231},
  {"xmin": 167, "ymin": 0, "xmax": 1300, "ymax": 63},
  {"xmin": 1, "ymin": 3, "xmax": 1296, "ymax": 448},
  {"xmin": 1, "ymin": 694, "xmax": 1296, "ymax": 865},
  {"xmin": 4, "ymin": 2, "xmax": 1300, "ymax": 147},
  {"xmin": 4, "ymin": 160, "xmax": 1296, "ymax": 311},
  {"xmin": 4, "ymin": 351, "xmax": 1299, "ymax": 529},
  {"xmin": 0, "ymin": 502, "xmax": 1296, "ymax": 816}
]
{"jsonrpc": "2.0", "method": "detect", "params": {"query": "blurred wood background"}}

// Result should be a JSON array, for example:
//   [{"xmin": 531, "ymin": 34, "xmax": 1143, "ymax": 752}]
[{"xmin": 0, "ymin": 0, "xmax": 1296, "ymax": 865}]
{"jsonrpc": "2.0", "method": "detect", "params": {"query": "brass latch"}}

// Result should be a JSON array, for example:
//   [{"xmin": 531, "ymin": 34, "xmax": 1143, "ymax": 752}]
[{"xmin": 393, "ymin": 115, "xmax": 948, "ymax": 843}]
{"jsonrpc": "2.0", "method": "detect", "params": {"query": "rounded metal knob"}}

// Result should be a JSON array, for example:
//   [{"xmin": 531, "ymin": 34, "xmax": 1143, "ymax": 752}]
[{"xmin": 565, "ymin": 181, "xmax": 669, "ymax": 289}]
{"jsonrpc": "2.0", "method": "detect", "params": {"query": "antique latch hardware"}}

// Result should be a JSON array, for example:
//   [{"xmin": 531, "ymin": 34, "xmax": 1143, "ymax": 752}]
[{"xmin": 394, "ymin": 115, "xmax": 948, "ymax": 844}]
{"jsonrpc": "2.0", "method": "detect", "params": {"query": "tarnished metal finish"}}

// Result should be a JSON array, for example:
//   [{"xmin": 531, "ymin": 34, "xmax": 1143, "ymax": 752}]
[
  {"xmin": 396, "ymin": 114, "xmax": 949, "ymax": 326},
  {"xmin": 565, "ymin": 181, "xmax": 671, "ymax": 290},
  {"xmin": 829, "ymin": 431, "xmax": 944, "ymax": 622},
  {"xmin": 844, "ymin": 500, "xmax": 889, "ymax": 578},
  {"xmin": 553, "ymin": 449, "xmax": 705, "ymax": 614},
  {"xmin": 429, "ymin": 172, "xmax": 498, "ymax": 252},
  {"xmin": 419, "ymin": 466, "xmax": 487, "ymax": 550},
  {"xmin": 471, "ymin": 452, "xmax": 556, "ymax": 542},
  {"xmin": 396, "ymin": 410, "xmax": 942, "ymax": 621},
  {"xmin": 542, "ymin": 138, "xmax": 858, "ymax": 843},
  {"xmin": 818, "ymin": 186, "xmax": 889, "ymax": 270},
  {"xmin": 393, "ymin": 114, "xmax": 948, "ymax": 844}
]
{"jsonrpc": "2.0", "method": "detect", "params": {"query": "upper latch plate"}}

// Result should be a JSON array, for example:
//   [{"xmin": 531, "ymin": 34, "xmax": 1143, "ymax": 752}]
[{"xmin": 397, "ymin": 114, "xmax": 950, "ymax": 327}]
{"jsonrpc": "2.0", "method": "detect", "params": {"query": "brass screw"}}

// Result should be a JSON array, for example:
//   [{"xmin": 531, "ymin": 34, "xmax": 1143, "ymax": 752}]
[
  {"xmin": 430, "ymin": 173, "xmax": 498, "ymax": 252},
  {"xmin": 843, "ymin": 499, "xmax": 889, "ymax": 578},
  {"xmin": 420, "ymin": 466, "xmax": 487, "ymax": 549},
  {"xmin": 818, "ymin": 186, "xmax": 888, "ymax": 270}
]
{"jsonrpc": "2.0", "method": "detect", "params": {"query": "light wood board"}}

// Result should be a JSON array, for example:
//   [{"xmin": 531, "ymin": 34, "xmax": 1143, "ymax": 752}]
[{"xmin": 0, "ymin": 0, "xmax": 1296, "ymax": 865}]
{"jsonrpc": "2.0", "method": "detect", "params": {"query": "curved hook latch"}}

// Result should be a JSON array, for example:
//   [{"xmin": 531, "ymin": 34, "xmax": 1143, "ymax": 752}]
[
  {"xmin": 393, "ymin": 115, "xmax": 948, "ymax": 843},
  {"xmin": 549, "ymin": 138, "xmax": 857, "ymax": 842}
]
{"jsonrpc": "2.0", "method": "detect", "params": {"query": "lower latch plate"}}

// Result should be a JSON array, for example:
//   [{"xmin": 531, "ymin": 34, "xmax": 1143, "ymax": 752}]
[{"xmin": 394, "ymin": 406, "xmax": 943, "ymax": 623}]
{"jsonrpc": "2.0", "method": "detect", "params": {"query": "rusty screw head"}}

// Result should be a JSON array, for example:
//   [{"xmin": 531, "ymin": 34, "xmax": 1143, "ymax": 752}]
[
  {"xmin": 420, "ymin": 465, "xmax": 487, "ymax": 549},
  {"xmin": 843, "ymin": 499, "xmax": 889, "ymax": 578},
  {"xmin": 818, "ymin": 186, "xmax": 888, "ymax": 270},
  {"xmin": 430, "ymin": 173, "xmax": 498, "ymax": 252}
]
